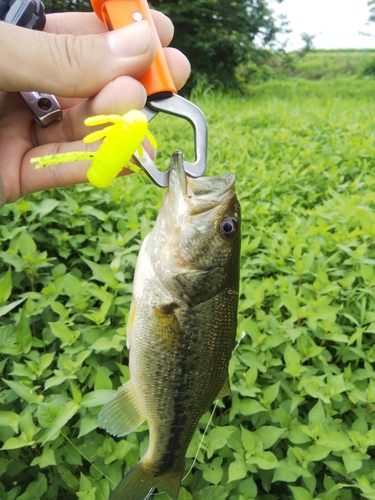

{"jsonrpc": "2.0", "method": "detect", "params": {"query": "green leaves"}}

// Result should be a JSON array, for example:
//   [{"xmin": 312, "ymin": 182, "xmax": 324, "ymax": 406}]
[
  {"xmin": 241, "ymin": 426, "xmax": 279, "ymax": 471},
  {"xmin": 49, "ymin": 321, "xmax": 81, "ymax": 347},
  {"xmin": 284, "ymin": 344, "xmax": 306, "ymax": 378},
  {"xmin": 17, "ymin": 474, "xmax": 48, "ymax": 499},
  {"xmin": 2, "ymin": 77, "xmax": 375, "ymax": 499},
  {"xmin": 204, "ymin": 426, "xmax": 237, "ymax": 459},
  {"xmin": 212, "ymin": 77, "xmax": 375, "ymax": 499},
  {"xmin": 30, "ymin": 447, "xmax": 57, "ymax": 469},
  {"xmin": 0, "ymin": 411, "xmax": 20, "ymax": 433},
  {"xmin": 0, "ymin": 269, "xmax": 12, "ymax": 303},
  {"xmin": 0, "ymin": 297, "xmax": 26, "ymax": 317},
  {"xmin": 39, "ymin": 401, "xmax": 81, "ymax": 445},
  {"xmin": 1, "ymin": 433, "xmax": 35, "ymax": 450},
  {"xmin": 202, "ymin": 457, "xmax": 224, "ymax": 485},
  {"xmin": 3, "ymin": 379, "xmax": 43, "ymax": 404},
  {"xmin": 16, "ymin": 309, "xmax": 32, "ymax": 354},
  {"xmin": 228, "ymin": 453, "xmax": 247, "ymax": 482},
  {"xmin": 82, "ymin": 258, "xmax": 119, "ymax": 289}
]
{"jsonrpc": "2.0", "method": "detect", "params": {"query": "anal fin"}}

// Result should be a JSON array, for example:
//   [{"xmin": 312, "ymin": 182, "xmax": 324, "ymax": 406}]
[{"xmin": 98, "ymin": 380, "xmax": 145, "ymax": 436}]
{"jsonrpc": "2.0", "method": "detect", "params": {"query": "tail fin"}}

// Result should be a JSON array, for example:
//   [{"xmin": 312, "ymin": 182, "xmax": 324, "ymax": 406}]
[{"xmin": 110, "ymin": 460, "xmax": 183, "ymax": 500}]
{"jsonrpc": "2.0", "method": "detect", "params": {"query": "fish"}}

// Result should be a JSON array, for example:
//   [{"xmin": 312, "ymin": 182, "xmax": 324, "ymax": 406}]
[{"xmin": 99, "ymin": 151, "xmax": 241, "ymax": 500}]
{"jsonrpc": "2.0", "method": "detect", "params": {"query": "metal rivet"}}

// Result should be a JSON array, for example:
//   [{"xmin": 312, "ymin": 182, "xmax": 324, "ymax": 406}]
[{"xmin": 132, "ymin": 11, "xmax": 143, "ymax": 22}]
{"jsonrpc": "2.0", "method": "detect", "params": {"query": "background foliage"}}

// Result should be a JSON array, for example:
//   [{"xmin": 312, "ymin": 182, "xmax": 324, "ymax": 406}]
[
  {"xmin": 2, "ymin": 52, "xmax": 375, "ymax": 499},
  {"xmin": 147, "ymin": 0, "xmax": 285, "ymax": 91}
]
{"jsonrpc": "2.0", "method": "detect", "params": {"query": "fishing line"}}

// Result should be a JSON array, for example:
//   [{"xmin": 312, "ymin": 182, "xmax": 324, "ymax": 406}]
[
  {"xmin": 182, "ymin": 399, "xmax": 219, "ymax": 482},
  {"xmin": 145, "ymin": 487, "xmax": 156, "ymax": 499},
  {"xmin": 182, "ymin": 330, "xmax": 246, "ymax": 482},
  {"xmin": 60, "ymin": 429, "xmax": 116, "ymax": 490},
  {"xmin": 234, "ymin": 330, "xmax": 246, "ymax": 353}
]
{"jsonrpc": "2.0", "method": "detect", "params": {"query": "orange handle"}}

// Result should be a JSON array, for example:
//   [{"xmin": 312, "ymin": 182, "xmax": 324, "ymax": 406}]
[{"xmin": 91, "ymin": 0, "xmax": 176, "ymax": 98}]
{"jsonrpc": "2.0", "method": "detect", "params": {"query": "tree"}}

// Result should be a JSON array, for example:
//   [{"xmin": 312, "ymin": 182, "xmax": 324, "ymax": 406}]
[
  {"xmin": 44, "ymin": 0, "xmax": 91, "ymax": 13},
  {"xmin": 300, "ymin": 32, "xmax": 316, "ymax": 55},
  {"xmin": 149, "ymin": 0, "xmax": 284, "ymax": 91},
  {"xmin": 369, "ymin": 0, "xmax": 375, "ymax": 22},
  {"xmin": 359, "ymin": 1, "xmax": 375, "ymax": 38}
]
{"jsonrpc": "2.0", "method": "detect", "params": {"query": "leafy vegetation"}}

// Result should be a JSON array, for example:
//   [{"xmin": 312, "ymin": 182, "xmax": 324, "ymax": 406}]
[
  {"xmin": 2, "ymin": 74, "xmax": 375, "ymax": 499},
  {"xmin": 239, "ymin": 49, "xmax": 375, "ymax": 84},
  {"xmin": 280, "ymin": 49, "xmax": 375, "ymax": 80},
  {"xmin": 360, "ymin": 56, "xmax": 375, "ymax": 79}
]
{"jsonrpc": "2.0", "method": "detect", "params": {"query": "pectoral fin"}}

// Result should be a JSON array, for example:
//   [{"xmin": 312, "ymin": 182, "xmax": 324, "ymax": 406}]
[
  {"xmin": 98, "ymin": 381, "xmax": 145, "ymax": 437},
  {"xmin": 152, "ymin": 304, "xmax": 180, "ymax": 349},
  {"xmin": 216, "ymin": 378, "xmax": 231, "ymax": 399}
]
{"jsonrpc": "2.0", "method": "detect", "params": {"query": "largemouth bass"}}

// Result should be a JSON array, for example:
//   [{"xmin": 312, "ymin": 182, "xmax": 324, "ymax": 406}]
[{"xmin": 99, "ymin": 152, "xmax": 241, "ymax": 500}]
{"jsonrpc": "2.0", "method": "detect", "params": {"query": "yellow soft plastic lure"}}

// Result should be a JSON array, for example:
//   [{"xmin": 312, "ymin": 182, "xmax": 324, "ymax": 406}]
[{"xmin": 31, "ymin": 110, "xmax": 157, "ymax": 188}]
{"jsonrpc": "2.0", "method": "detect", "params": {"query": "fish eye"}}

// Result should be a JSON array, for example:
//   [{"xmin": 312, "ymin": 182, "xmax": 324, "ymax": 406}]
[{"xmin": 219, "ymin": 217, "xmax": 238, "ymax": 238}]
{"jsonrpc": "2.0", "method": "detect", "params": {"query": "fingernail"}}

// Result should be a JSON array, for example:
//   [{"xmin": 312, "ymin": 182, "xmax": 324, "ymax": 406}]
[{"xmin": 108, "ymin": 21, "xmax": 152, "ymax": 58}]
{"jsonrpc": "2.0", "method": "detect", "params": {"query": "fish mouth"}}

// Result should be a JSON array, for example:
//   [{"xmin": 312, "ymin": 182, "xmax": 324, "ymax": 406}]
[{"xmin": 168, "ymin": 152, "xmax": 235, "ymax": 215}]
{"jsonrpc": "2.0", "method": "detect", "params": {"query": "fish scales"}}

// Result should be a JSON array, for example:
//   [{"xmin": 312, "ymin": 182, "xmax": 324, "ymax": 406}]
[
  {"xmin": 99, "ymin": 152, "xmax": 241, "ymax": 500},
  {"xmin": 134, "ymin": 290, "xmax": 237, "ymax": 470}
]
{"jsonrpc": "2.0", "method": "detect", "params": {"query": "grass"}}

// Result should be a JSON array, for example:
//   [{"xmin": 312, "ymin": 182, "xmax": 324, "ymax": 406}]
[
  {"xmin": 1, "ymin": 76, "xmax": 375, "ymax": 499},
  {"xmin": 245, "ymin": 49, "xmax": 375, "ymax": 84},
  {"xmin": 280, "ymin": 49, "xmax": 375, "ymax": 80},
  {"xmin": 246, "ymin": 77, "xmax": 375, "ymax": 99}
]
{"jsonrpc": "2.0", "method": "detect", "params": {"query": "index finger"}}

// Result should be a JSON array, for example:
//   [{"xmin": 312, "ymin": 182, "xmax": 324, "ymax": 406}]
[{"xmin": 45, "ymin": 10, "xmax": 174, "ymax": 47}]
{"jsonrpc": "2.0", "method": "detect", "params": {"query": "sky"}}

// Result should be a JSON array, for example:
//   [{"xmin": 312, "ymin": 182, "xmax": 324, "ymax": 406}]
[{"xmin": 270, "ymin": 0, "xmax": 375, "ymax": 51}]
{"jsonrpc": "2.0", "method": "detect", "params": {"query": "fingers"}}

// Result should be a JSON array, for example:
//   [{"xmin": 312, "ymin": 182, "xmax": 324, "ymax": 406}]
[
  {"xmin": 30, "ymin": 51, "xmax": 189, "ymax": 147},
  {"xmin": 151, "ymin": 10, "xmax": 174, "ymax": 47},
  {"xmin": 21, "ymin": 140, "xmax": 110, "ymax": 197},
  {"xmin": 45, "ymin": 12, "xmax": 106, "ymax": 35},
  {"xmin": 0, "ymin": 9, "xmax": 189, "ymax": 97},
  {"xmin": 19, "ymin": 76, "xmax": 153, "ymax": 196},
  {"xmin": 32, "ymin": 76, "xmax": 147, "ymax": 146},
  {"xmin": 45, "ymin": 10, "xmax": 174, "ymax": 47},
  {"xmin": 0, "ymin": 8, "xmax": 191, "ymax": 204},
  {"xmin": 164, "ymin": 48, "xmax": 191, "ymax": 91},
  {"xmin": 23, "ymin": 141, "xmax": 95, "ymax": 195},
  {"xmin": 21, "ymin": 138, "xmax": 139, "ymax": 198},
  {"xmin": 0, "ymin": 21, "xmax": 157, "ymax": 97}
]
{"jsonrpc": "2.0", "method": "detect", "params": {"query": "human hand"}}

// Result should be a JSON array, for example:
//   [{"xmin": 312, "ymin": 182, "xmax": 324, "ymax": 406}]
[{"xmin": 0, "ymin": 11, "xmax": 190, "ymax": 205}]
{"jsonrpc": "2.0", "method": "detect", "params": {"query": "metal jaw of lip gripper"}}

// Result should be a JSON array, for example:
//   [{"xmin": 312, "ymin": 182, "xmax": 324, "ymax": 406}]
[
  {"xmin": 19, "ymin": 91, "xmax": 62, "ymax": 127},
  {"xmin": 132, "ymin": 94, "xmax": 208, "ymax": 188}
]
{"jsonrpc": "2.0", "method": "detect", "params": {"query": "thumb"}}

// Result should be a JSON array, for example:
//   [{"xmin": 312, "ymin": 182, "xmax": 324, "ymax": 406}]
[{"xmin": 0, "ymin": 20, "xmax": 156, "ymax": 97}]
